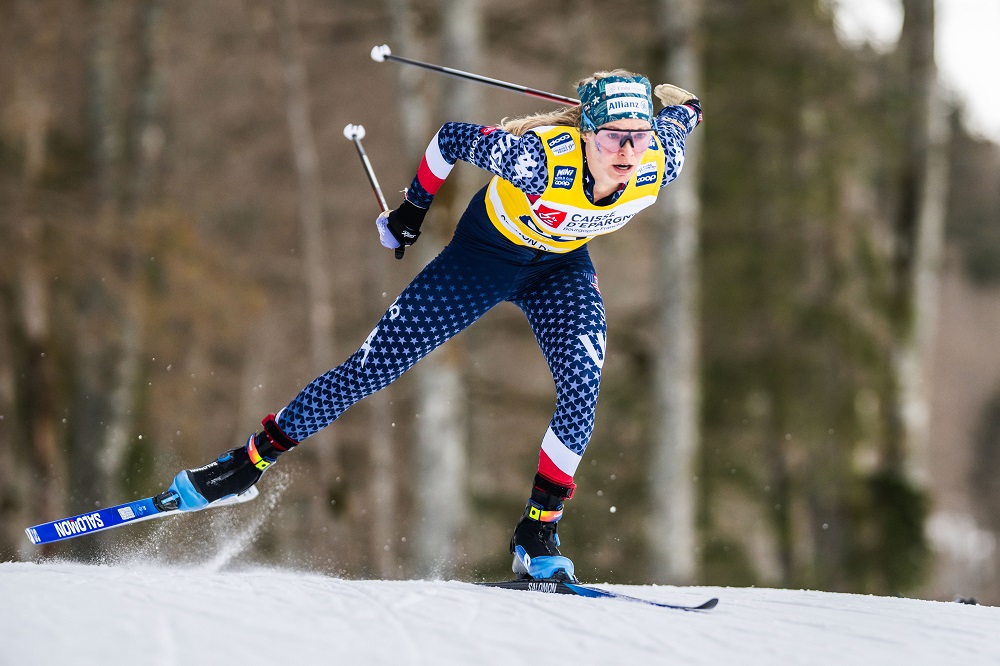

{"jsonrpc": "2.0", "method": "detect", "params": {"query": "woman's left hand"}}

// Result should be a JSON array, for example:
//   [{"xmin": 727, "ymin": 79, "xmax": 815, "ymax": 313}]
[{"xmin": 654, "ymin": 84, "xmax": 698, "ymax": 107}]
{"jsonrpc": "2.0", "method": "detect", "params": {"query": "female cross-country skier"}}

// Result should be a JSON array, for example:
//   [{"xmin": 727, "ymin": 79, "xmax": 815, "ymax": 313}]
[{"xmin": 165, "ymin": 71, "xmax": 701, "ymax": 582}]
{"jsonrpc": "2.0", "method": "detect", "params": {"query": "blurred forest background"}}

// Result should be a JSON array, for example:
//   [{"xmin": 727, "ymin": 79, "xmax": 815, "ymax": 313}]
[{"xmin": 2, "ymin": 0, "xmax": 999, "ymax": 604}]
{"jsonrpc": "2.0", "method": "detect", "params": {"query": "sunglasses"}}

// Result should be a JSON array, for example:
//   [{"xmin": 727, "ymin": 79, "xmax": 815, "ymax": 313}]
[{"xmin": 593, "ymin": 128, "xmax": 654, "ymax": 153}]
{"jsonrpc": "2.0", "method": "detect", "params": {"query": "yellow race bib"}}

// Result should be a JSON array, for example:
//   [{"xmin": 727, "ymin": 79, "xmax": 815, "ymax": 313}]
[{"xmin": 484, "ymin": 126, "xmax": 664, "ymax": 253}]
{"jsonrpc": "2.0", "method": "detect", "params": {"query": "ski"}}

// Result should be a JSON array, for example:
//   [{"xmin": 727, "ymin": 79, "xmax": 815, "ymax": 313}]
[
  {"xmin": 24, "ymin": 486, "xmax": 259, "ymax": 546},
  {"xmin": 476, "ymin": 578, "xmax": 718, "ymax": 611}
]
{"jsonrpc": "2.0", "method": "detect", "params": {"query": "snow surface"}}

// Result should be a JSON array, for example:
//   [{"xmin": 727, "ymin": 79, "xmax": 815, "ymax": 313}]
[{"xmin": 2, "ymin": 561, "xmax": 999, "ymax": 666}]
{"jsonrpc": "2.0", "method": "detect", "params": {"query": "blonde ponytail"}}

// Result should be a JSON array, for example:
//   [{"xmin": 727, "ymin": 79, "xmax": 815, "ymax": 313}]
[{"xmin": 498, "ymin": 106, "xmax": 581, "ymax": 135}]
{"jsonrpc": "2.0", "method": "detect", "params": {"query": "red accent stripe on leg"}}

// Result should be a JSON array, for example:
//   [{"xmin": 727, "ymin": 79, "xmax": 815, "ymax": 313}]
[{"xmin": 538, "ymin": 449, "xmax": 574, "ymax": 486}]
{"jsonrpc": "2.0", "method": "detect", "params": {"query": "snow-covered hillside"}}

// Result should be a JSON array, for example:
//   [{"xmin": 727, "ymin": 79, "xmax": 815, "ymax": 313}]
[{"xmin": 1, "ymin": 561, "xmax": 998, "ymax": 666}]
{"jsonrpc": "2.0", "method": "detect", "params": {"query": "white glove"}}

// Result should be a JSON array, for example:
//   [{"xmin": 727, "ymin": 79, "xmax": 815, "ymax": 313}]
[
  {"xmin": 375, "ymin": 211, "xmax": 400, "ymax": 249},
  {"xmin": 654, "ymin": 83, "xmax": 697, "ymax": 107}
]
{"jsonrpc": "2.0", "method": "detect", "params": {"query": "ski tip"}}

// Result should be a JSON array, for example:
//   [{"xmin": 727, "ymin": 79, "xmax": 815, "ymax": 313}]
[{"xmin": 696, "ymin": 597, "xmax": 719, "ymax": 610}]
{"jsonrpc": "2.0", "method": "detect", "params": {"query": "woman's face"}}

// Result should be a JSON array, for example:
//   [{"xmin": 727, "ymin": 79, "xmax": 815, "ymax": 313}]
[{"xmin": 582, "ymin": 118, "xmax": 654, "ymax": 194}]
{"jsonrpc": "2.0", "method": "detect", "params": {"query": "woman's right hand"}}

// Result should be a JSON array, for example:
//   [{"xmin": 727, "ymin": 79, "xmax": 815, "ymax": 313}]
[
  {"xmin": 376, "ymin": 201, "xmax": 426, "ymax": 249},
  {"xmin": 376, "ymin": 211, "xmax": 401, "ymax": 249}
]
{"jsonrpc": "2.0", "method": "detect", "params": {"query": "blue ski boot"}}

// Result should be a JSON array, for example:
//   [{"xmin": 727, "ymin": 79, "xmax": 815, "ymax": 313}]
[
  {"xmin": 168, "ymin": 413, "xmax": 298, "ymax": 511},
  {"xmin": 510, "ymin": 474, "xmax": 576, "ymax": 581}
]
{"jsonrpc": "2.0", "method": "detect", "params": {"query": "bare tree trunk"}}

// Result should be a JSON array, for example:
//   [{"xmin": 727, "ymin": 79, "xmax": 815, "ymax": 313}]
[
  {"xmin": 648, "ymin": 0, "xmax": 703, "ymax": 584},
  {"xmin": 387, "ymin": 0, "xmax": 430, "ymax": 160},
  {"xmin": 19, "ymin": 220, "xmax": 66, "ymax": 554},
  {"xmin": 274, "ymin": 0, "xmax": 336, "ymax": 411},
  {"xmin": 367, "ymin": 378, "xmax": 398, "ymax": 577},
  {"xmin": 372, "ymin": 0, "xmax": 431, "ymax": 578},
  {"xmin": 97, "ymin": 299, "xmax": 142, "ymax": 496},
  {"xmin": 406, "ymin": 0, "xmax": 480, "ymax": 578},
  {"xmin": 96, "ymin": 1, "xmax": 166, "ymax": 505},
  {"xmin": 273, "ymin": 0, "xmax": 339, "ymax": 538},
  {"xmin": 0, "ymin": 303, "xmax": 17, "ymax": 559},
  {"xmin": 893, "ymin": 0, "xmax": 949, "ymax": 486},
  {"xmin": 89, "ymin": 0, "xmax": 122, "ymax": 214},
  {"xmin": 82, "ymin": 0, "xmax": 141, "ymax": 512},
  {"xmin": 126, "ymin": 0, "xmax": 166, "ymax": 214},
  {"xmin": 2, "ymin": 34, "xmax": 62, "ymax": 557}
]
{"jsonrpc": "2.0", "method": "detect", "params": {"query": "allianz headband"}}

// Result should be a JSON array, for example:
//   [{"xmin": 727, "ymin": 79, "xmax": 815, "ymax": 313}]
[{"xmin": 577, "ymin": 75, "xmax": 654, "ymax": 133}]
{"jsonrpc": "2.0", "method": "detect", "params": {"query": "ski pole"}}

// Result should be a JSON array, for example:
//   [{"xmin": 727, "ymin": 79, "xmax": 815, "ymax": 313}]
[
  {"xmin": 343, "ymin": 123, "xmax": 404, "ymax": 260},
  {"xmin": 371, "ymin": 44, "xmax": 580, "ymax": 107}
]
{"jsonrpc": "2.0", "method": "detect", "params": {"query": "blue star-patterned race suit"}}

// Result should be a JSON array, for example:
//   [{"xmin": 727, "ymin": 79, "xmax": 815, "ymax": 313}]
[{"xmin": 276, "ymin": 102, "xmax": 700, "ymax": 483}]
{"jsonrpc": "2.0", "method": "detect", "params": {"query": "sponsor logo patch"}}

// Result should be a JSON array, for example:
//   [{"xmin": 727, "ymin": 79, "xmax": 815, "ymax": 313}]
[
  {"xmin": 53, "ymin": 512, "xmax": 105, "ymax": 538},
  {"xmin": 534, "ymin": 204, "xmax": 567, "ymax": 228},
  {"xmin": 480, "ymin": 126, "xmax": 499, "ymax": 135},
  {"xmin": 547, "ymin": 132, "xmax": 575, "ymax": 156},
  {"xmin": 635, "ymin": 162, "xmax": 658, "ymax": 187},
  {"xmin": 552, "ymin": 166, "xmax": 577, "ymax": 189},
  {"xmin": 589, "ymin": 273, "xmax": 601, "ymax": 294},
  {"xmin": 579, "ymin": 331, "xmax": 607, "ymax": 368},
  {"xmin": 605, "ymin": 82, "xmax": 648, "ymax": 97},
  {"xmin": 607, "ymin": 98, "xmax": 650, "ymax": 116},
  {"xmin": 528, "ymin": 581, "xmax": 559, "ymax": 593}
]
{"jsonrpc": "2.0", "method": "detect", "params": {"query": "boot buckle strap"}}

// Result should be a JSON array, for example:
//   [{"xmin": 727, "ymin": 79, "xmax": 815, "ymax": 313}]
[
  {"xmin": 528, "ymin": 506, "xmax": 563, "ymax": 523},
  {"xmin": 246, "ymin": 436, "xmax": 273, "ymax": 471}
]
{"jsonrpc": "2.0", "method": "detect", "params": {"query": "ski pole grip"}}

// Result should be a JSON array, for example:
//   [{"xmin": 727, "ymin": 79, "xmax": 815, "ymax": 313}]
[
  {"xmin": 343, "ymin": 123, "xmax": 366, "ymax": 141},
  {"xmin": 344, "ymin": 124, "xmax": 403, "ymax": 260}
]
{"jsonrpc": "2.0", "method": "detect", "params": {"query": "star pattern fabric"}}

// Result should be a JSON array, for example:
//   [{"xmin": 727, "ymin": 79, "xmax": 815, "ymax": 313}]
[{"xmin": 277, "ymin": 214, "xmax": 607, "ymax": 464}]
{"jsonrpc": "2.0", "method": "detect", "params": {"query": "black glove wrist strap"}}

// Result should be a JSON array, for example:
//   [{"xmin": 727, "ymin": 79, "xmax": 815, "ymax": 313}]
[{"xmin": 387, "ymin": 200, "xmax": 427, "ymax": 246}]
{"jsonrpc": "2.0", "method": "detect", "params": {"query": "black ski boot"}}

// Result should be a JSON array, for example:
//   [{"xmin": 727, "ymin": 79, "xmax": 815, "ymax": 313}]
[
  {"xmin": 510, "ymin": 473, "xmax": 576, "ymax": 581},
  {"xmin": 167, "ymin": 413, "xmax": 298, "ymax": 511}
]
